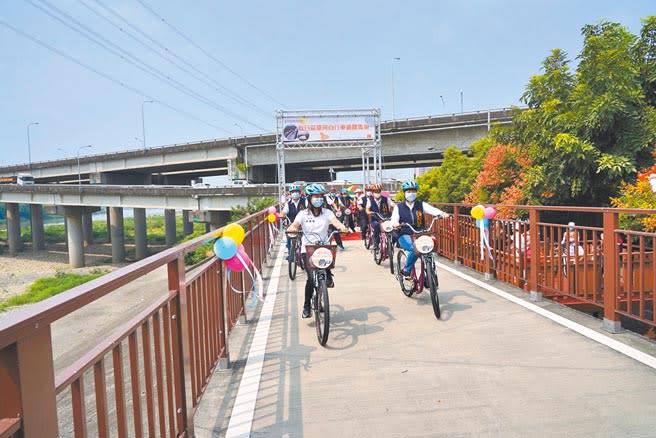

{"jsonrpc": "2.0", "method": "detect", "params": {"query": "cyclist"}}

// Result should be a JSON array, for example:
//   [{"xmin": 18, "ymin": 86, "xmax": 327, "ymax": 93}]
[
  {"xmin": 287, "ymin": 183, "xmax": 349, "ymax": 318},
  {"xmin": 355, "ymin": 186, "xmax": 369, "ymax": 240},
  {"xmin": 281, "ymin": 183, "xmax": 306, "ymax": 258},
  {"xmin": 338, "ymin": 188, "xmax": 357, "ymax": 232},
  {"xmin": 391, "ymin": 180, "xmax": 449, "ymax": 278},
  {"xmin": 366, "ymin": 183, "xmax": 394, "ymax": 249},
  {"xmin": 325, "ymin": 186, "xmax": 345, "ymax": 249}
]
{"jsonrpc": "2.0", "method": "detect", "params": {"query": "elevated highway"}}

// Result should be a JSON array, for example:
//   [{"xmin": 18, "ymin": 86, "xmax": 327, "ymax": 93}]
[{"xmin": 0, "ymin": 108, "xmax": 514, "ymax": 184}]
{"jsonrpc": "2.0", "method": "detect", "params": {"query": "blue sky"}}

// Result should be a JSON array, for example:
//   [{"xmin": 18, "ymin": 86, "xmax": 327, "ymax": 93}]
[{"xmin": 1, "ymin": 0, "xmax": 654, "ymax": 176}]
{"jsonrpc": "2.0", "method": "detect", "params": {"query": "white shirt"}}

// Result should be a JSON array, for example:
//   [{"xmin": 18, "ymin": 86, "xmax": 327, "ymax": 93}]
[
  {"xmin": 292, "ymin": 208, "xmax": 336, "ymax": 253},
  {"xmin": 390, "ymin": 201, "xmax": 447, "ymax": 227},
  {"xmin": 282, "ymin": 199, "xmax": 303, "ymax": 215},
  {"xmin": 365, "ymin": 196, "xmax": 394, "ymax": 211}
]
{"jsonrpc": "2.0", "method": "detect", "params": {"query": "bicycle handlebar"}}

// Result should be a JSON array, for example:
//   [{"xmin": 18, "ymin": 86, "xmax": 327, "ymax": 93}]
[{"xmin": 397, "ymin": 217, "xmax": 439, "ymax": 234}]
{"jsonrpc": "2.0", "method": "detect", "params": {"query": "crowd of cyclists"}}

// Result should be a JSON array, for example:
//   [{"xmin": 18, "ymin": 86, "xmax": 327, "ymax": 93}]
[{"xmin": 281, "ymin": 180, "xmax": 449, "ymax": 319}]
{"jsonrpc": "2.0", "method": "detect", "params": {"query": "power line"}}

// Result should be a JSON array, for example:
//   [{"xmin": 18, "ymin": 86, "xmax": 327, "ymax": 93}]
[
  {"xmin": 136, "ymin": 0, "xmax": 285, "ymax": 108},
  {"xmin": 81, "ymin": 0, "xmax": 273, "ymax": 118},
  {"xmin": 27, "ymin": 0, "xmax": 269, "ymax": 131},
  {"xmin": 0, "ymin": 18, "xmax": 231, "ymax": 134}
]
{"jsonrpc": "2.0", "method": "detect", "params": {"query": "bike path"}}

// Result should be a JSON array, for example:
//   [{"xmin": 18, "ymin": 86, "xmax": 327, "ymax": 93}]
[{"xmin": 196, "ymin": 240, "xmax": 656, "ymax": 437}]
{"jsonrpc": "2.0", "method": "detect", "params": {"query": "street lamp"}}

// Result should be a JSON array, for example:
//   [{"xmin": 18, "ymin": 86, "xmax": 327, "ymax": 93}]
[
  {"xmin": 57, "ymin": 147, "xmax": 66, "ymax": 158},
  {"xmin": 77, "ymin": 145, "xmax": 92, "ymax": 186},
  {"xmin": 26, "ymin": 122, "xmax": 39, "ymax": 170},
  {"xmin": 141, "ymin": 100, "xmax": 154, "ymax": 150},
  {"xmin": 234, "ymin": 123, "xmax": 243, "ymax": 135},
  {"xmin": 391, "ymin": 57, "xmax": 401, "ymax": 120}
]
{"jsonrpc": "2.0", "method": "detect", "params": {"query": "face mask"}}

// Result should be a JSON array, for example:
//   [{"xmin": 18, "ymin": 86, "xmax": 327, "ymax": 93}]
[
  {"xmin": 374, "ymin": 193, "xmax": 381, "ymax": 199},
  {"xmin": 366, "ymin": 191, "xmax": 372, "ymax": 197},
  {"xmin": 291, "ymin": 192, "xmax": 300, "ymax": 200},
  {"xmin": 405, "ymin": 192, "xmax": 417, "ymax": 202},
  {"xmin": 311, "ymin": 197, "xmax": 324, "ymax": 208}
]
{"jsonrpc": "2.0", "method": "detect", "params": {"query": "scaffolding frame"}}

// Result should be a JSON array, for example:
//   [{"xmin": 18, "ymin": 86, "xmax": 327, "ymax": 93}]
[{"xmin": 275, "ymin": 108, "xmax": 381, "ymax": 204}]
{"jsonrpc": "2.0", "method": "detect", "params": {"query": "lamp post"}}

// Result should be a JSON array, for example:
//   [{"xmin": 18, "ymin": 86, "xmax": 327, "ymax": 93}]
[
  {"xmin": 234, "ymin": 123, "xmax": 243, "ymax": 135},
  {"xmin": 77, "ymin": 145, "xmax": 92, "ymax": 186},
  {"xmin": 391, "ymin": 57, "xmax": 401, "ymax": 120},
  {"xmin": 57, "ymin": 147, "xmax": 66, "ymax": 159},
  {"xmin": 460, "ymin": 90, "xmax": 464, "ymax": 113},
  {"xmin": 26, "ymin": 122, "xmax": 39, "ymax": 170},
  {"xmin": 141, "ymin": 100, "xmax": 154, "ymax": 150}
]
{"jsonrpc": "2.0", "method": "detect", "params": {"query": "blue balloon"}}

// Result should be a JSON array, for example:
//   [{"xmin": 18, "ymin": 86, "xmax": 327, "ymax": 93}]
[
  {"xmin": 214, "ymin": 237, "xmax": 237, "ymax": 260},
  {"xmin": 475, "ymin": 218, "xmax": 482, "ymax": 226},
  {"xmin": 483, "ymin": 218, "xmax": 489, "ymax": 227}
]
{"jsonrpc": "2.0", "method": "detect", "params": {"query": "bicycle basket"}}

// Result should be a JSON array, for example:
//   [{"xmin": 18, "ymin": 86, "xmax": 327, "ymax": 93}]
[{"xmin": 306, "ymin": 244, "xmax": 337, "ymax": 269}]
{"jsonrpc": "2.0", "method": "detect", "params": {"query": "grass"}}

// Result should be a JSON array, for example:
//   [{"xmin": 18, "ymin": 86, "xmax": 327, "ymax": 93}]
[{"xmin": 0, "ymin": 268, "xmax": 106, "ymax": 312}]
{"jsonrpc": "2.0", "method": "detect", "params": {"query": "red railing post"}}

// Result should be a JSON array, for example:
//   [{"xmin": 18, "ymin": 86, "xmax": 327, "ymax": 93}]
[
  {"xmin": 167, "ymin": 256, "xmax": 193, "ymax": 435},
  {"xmin": 453, "ymin": 206, "xmax": 461, "ymax": 264},
  {"xmin": 602, "ymin": 210, "xmax": 621, "ymax": 333},
  {"xmin": 529, "ymin": 209, "xmax": 541, "ymax": 300}
]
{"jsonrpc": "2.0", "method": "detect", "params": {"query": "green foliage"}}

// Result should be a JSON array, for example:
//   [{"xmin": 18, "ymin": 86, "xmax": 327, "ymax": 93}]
[
  {"xmin": 416, "ymin": 137, "xmax": 493, "ymax": 204},
  {"xmin": 0, "ymin": 269, "xmax": 106, "ymax": 312},
  {"xmin": 182, "ymin": 230, "xmax": 214, "ymax": 266},
  {"xmin": 230, "ymin": 197, "xmax": 276, "ymax": 221}
]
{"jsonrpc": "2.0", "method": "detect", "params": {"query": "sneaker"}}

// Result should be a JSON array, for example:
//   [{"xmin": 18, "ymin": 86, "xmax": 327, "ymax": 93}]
[
  {"xmin": 338, "ymin": 245, "xmax": 345, "ymax": 250},
  {"xmin": 302, "ymin": 307, "xmax": 311, "ymax": 318},
  {"xmin": 327, "ymin": 278, "xmax": 335, "ymax": 288},
  {"xmin": 400, "ymin": 268, "xmax": 412, "ymax": 279}
]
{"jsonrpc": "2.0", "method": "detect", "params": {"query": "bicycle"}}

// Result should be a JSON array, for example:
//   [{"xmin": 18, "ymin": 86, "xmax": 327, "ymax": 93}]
[
  {"xmin": 394, "ymin": 218, "xmax": 441, "ymax": 319},
  {"xmin": 286, "ymin": 231, "xmax": 305, "ymax": 280},
  {"xmin": 372, "ymin": 213, "xmax": 395, "ymax": 274},
  {"xmin": 297, "ymin": 229, "xmax": 341, "ymax": 346}
]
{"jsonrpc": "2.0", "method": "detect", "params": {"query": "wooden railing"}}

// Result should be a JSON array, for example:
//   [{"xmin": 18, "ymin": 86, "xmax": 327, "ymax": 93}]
[
  {"xmin": 0, "ymin": 209, "xmax": 273, "ymax": 437},
  {"xmin": 428, "ymin": 205, "xmax": 656, "ymax": 333}
]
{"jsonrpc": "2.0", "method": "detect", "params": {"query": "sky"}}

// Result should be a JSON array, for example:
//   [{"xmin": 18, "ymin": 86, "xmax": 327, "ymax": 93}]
[{"xmin": 1, "ymin": 0, "xmax": 654, "ymax": 181}]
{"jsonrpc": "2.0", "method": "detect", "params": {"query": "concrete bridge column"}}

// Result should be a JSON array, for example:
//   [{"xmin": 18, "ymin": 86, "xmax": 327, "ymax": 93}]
[
  {"xmin": 109, "ymin": 207, "xmax": 125, "ymax": 263},
  {"xmin": 64, "ymin": 207, "xmax": 84, "ymax": 268},
  {"xmin": 205, "ymin": 223, "xmax": 211, "ymax": 233},
  {"xmin": 82, "ymin": 212, "xmax": 93, "ymax": 247},
  {"xmin": 165, "ymin": 209, "xmax": 177, "ymax": 247},
  {"xmin": 106, "ymin": 208, "xmax": 111, "ymax": 243},
  {"xmin": 209, "ymin": 211, "xmax": 231, "ymax": 231},
  {"xmin": 30, "ymin": 204, "xmax": 45, "ymax": 251},
  {"xmin": 133, "ymin": 208, "xmax": 148, "ymax": 260},
  {"xmin": 182, "ymin": 210, "xmax": 193, "ymax": 236},
  {"xmin": 6, "ymin": 203, "xmax": 22, "ymax": 256}
]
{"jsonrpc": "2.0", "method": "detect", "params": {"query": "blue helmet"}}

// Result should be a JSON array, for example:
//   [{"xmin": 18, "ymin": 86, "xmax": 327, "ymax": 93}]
[
  {"xmin": 341, "ymin": 188, "xmax": 349, "ymax": 194},
  {"xmin": 305, "ymin": 183, "xmax": 327, "ymax": 195},
  {"xmin": 402, "ymin": 180, "xmax": 419, "ymax": 191},
  {"xmin": 288, "ymin": 184, "xmax": 301, "ymax": 192}
]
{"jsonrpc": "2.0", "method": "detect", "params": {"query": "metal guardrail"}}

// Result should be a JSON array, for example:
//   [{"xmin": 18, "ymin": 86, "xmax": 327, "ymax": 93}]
[
  {"xmin": 427, "ymin": 204, "xmax": 656, "ymax": 332},
  {"xmin": 0, "ymin": 208, "xmax": 274, "ymax": 437}
]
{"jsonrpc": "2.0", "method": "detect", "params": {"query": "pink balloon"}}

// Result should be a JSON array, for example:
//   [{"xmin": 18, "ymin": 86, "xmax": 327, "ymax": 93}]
[
  {"xmin": 275, "ymin": 212, "xmax": 281, "ymax": 218},
  {"xmin": 484, "ymin": 206, "xmax": 496, "ymax": 219},
  {"xmin": 225, "ymin": 255, "xmax": 246, "ymax": 272},
  {"xmin": 267, "ymin": 206, "xmax": 276, "ymax": 214}
]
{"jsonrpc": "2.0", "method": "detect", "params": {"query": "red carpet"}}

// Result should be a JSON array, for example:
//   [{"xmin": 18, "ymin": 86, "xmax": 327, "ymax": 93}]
[{"xmin": 341, "ymin": 231, "xmax": 363, "ymax": 241}]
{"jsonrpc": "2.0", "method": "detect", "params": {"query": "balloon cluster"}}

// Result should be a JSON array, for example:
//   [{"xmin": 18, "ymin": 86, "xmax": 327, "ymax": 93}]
[
  {"xmin": 266, "ymin": 206, "xmax": 279, "ymax": 223},
  {"xmin": 470, "ymin": 204, "xmax": 496, "ymax": 226},
  {"xmin": 212, "ymin": 223, "xmax": 251, "ymax": 272}
]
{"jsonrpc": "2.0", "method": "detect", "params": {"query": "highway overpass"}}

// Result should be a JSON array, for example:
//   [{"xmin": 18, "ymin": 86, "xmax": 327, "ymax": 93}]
[{"xmin": 0, "ymin": 108, "xmax": 514, "ymax": 184}]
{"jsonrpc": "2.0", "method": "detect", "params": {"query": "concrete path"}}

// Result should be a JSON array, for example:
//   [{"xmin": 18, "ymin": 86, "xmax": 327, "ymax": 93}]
[{"xmin": 195, "ymin": 240, "xmax": 656, "ymax": 437}]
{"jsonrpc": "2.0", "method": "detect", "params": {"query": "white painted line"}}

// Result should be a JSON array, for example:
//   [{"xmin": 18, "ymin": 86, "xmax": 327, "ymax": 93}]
[
  {"xmin": 226, "ymin": 244, "xmax": 285, "ymax": 437},
  {"xmin": 435, "ymin": 260, "xmax": 656, "ymax": 370}
]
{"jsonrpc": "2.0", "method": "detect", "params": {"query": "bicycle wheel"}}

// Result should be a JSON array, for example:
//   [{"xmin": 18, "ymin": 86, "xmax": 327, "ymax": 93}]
[
  {"xmin": 288, "ymin": 241, "xmax": 297, "ymax": 280},
  {"xmin": 314, "ymin": 276, "xmax": 330, "ymax": 346},
  {"xmin": 373, "ymin": 240, "xmax": 383, "ymax": 265},
  {"xmin": 387, "ymin": 237, "xmax": 395, "ymax": 275},
  {"xmin": 397, "ymin": 251, "xmax": 414, "ymax": 297},
  {"xmin": 426, "ymin": 258, "xmax": 441, "ymax": 319},
  {"xmin": 364, "ymin": 228, "xmax": 372, "ymax": 250}
]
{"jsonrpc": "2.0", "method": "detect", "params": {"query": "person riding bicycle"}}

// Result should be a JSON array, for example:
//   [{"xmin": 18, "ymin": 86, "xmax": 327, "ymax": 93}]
[
  {"xmin": 355, "ymin": 186, "xmax": 369, "ymax": 240},
  {"xmin": 286, "ymin": 183, "xmax": 348, "ymax": 318},
  {"xmin": 366, "ymin": 183, "xmax": 394, "ymax": 250},
  {"xmin": 391, "ymin": 181, "xmax": 449, "ymax": 278},
  {"xmin": 281, "ymin": 183, "xmax": 306, "ymax": 258},
  {"xmin": 337, "ymin": 188, "xmax": 357, "ymax": 232},
  {"xmin": 325, "ymin": 186, "xmax": 345, "ymax": 249}
]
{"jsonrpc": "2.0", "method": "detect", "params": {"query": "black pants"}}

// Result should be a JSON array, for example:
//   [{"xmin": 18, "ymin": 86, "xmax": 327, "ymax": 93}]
[
  {"xmin": 371, "ymin": 218, "xmax": 381, "ymax": 247},
  {"xmin": 358, "ymin": 213, "xmax": 369, "ymax": 239},
  {"xmin": 304, "ymin": 254, "xmax": 333, "ymax": 309},
  {"xmin": 329, "ymin": 224, "xmax": 343, "ymax": 247}
]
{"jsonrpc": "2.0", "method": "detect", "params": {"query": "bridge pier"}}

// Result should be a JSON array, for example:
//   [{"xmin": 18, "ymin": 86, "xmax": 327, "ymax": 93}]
[
  {"xmin": 82, "ymin": 212, "xmax": 94, "ymax": 247},
  {"xmin": 209, "ymin": 211, "xmax": 231, "ymax": 231},
  {"xmin": 30, "ymin": 204, "xmax": 45, "ymax": 251},
  {"xmin": 134, "ymin": 208, "xmax": 148, "ymax": 260},
  {"xmin": 6, "ymin": 203, "xmax": 22, "ymax": 256},
  {"xmin": 105, "ymin": 208, "xmax": 111, "ymax": 243},
  {"xmin": 109, "ymin": 207, "xmax": 125, "ymax": 263},
  {"xmin": 182, "ymin": 210, "xmax": 193, "ymax": 236},
  {"xmin": 165, "ymin": 209, "xmax": 177, "ymax": 246},
  {"xmin": 64, "ymin": 207, "xmax": 85, "ymax": 268}
]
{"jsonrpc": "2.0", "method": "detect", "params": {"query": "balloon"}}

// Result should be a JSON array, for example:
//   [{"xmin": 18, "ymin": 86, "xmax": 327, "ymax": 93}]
[
  {"xmin": 275, "ymin": 212, "xmax": 281, "ymax": 218},
  {"xmin": 267, "ymin": 206, "xmax": 276, "ymax": 214},
  {"xmin": 223, "ymin": 223, "xmax": 245, "ymax": 245},
  {"xmin": 483, "ymin": 218, "xmax": 489, "ymax": 227},
  {"xmin": 225, "ymin": 245, "xmax": 252, "ymax": 272},
  {"xmin": 471, "ymin": 205, "xmax": 485, "ymax": 220},
  {"xmin": 267, "ymin": 213, "xmax": 276, "ymax": 223},
  {"xmin": 213, "ymin": 237, "xmax": 237, "ymax": 260},
  {"xmin": 484, "ymin": 206, "xmax": 496, "ymax": 220}
]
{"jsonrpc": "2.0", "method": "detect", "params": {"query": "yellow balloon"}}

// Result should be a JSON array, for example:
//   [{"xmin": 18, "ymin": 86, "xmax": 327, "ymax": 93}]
[
  {"xmin": 266, "ymin": 213, "xmax": 276, "ymax": 223},
  {"xmin": 471, "ymin": 205, "xmax": 485, "ymax": 220},
  {"xmin": 223, "ymin": 223, "xmax": 245, "ymax": 245}
]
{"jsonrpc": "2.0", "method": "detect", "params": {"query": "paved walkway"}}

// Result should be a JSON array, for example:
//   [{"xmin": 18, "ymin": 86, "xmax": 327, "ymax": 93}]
[{"xmin": 195, "ymin": 240, "xmax": 656, "ymax": 437}]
